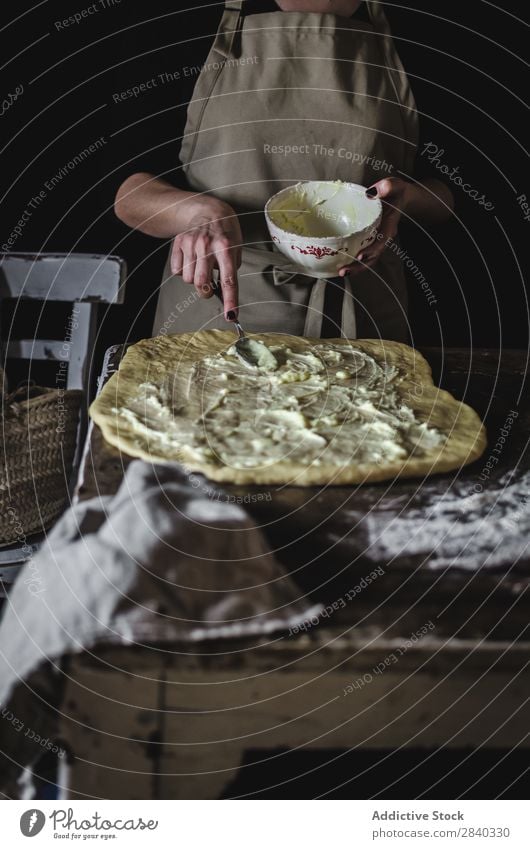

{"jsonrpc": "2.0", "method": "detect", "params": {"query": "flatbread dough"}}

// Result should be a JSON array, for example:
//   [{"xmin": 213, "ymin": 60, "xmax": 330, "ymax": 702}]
[{"xmin": 89, "ymin": 331, "xmax": 487, "ymax": 486}]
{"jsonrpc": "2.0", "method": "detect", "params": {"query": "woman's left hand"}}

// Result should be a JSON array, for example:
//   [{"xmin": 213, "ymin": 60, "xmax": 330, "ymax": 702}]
[{"xmin": 338, "ymin": 177, "xmax": 411, "ymax": 278}]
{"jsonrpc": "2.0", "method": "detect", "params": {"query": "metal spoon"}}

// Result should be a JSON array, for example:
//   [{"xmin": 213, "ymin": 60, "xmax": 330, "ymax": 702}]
[{"xmin": 213, "ymin": 282, "xmax": 278, "ymax": 371}]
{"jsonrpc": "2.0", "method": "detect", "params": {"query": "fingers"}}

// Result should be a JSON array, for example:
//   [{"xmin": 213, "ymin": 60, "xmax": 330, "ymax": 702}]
[
  {"xmin": 338, "ymin": 262, "xmax": 363, "ymax": 278},
  {"xmin": 366, "ymin": 177, "xmax": 397, "ymax": 200},
  {"xmin": 358, "ymin": 236, "xmax": 386, "ymax": 265},
  {"xmin": 357, "ymin": 252, "xmax": 380, "ymax": 270},
  {"xmin": 181, "ymin": 253, "xmax": 196, "ymax": 286},
  {"xmin": 338, "ymin": 239, "xmax": 385, "ymax": 277},
  {"xmin": 338, "ymin": 255, "xmax": 379, "ymax": 277},
  {"xmin": 193, "ymin": 256, "xmax": 214, "ymax": 298},
  {"xmin": 173, "ymin": 234, "xmax": 196, "ymax": 284},
  {"xmin": 170, "ymin": 244, "xmax": 184, "ymax": 277},
  {"xmin": 194, "ymin": 238, "xmax": 215, "ymax": 298},
  {"xmin": 216, "ymin": 239, "xmax": 239, "ymax": 319},
  {"xmin": 172, "ymin": 234, "xmax": 215, "ymax": 298},
  {"xmin": 339, "ymin": 180, "xmax": 405, "ymax": 277},
  {"xmin": 171, "ymin": 226, "xmax": 240, "ymax": 319}
]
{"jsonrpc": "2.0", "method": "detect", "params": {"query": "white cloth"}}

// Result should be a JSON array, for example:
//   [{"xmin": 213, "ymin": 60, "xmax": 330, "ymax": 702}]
[{"xmin": 0, "ymin": 461, "xmax": 319, "ymax": 794}]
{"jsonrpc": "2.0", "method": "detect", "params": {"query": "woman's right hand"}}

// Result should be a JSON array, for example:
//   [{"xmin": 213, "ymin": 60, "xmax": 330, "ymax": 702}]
[{"xmin": 170, "ymin": 196, "xmax": 242, "ymax": 320}]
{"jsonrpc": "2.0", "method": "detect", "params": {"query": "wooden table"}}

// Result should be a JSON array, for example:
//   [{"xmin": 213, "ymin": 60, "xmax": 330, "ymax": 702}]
[{"xmin": 55, "ymin": 346, "xmax": 530, "ymax": 799}]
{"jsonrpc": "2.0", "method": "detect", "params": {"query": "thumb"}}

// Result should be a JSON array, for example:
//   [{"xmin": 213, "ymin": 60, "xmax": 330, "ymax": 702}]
[{"xmin": 366, "ymin": 178, "xmax": 395, "ymax": 199}]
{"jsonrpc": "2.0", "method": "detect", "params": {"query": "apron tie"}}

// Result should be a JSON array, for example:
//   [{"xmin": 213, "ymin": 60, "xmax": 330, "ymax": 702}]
[
  {"xmin": 341, "ymin": 275, "xmax": 357, "ymax": 339},
  {"xmin": 272, "ymin": 266, "xmax": 357, "ymax": 339}
]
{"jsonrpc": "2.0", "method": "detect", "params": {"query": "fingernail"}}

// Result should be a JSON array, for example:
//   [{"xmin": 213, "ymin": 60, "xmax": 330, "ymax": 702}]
[
  {"xmin": 226, "ymin": 310, "xmax": 237, "ymax": 321},
  {"xmin": 357, "ymin": 253, "xmax": 364, "ymax": 262},
  {"xmin": 366, "ymin": 186, "xmax": 378, "ymax": 198}
]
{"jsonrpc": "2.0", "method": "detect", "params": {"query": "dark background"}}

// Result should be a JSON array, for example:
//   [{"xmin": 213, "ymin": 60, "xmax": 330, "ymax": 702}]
[
  {"xmin": 1, "ymin": 0, "xmax": 528, "ymax": 360},
  {"xmin": 1, "ymin": 1, "xmax": 528, "ymax": 800}
]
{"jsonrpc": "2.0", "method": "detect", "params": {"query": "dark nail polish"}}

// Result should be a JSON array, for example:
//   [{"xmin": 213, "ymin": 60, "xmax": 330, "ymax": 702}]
[
  {"xmin": 366, "ymin": 186, "xmax": 378, "ymax": 198},
  {"xmin": 226, "ymin": 310, "xmax": 236, "ymax": 321}
]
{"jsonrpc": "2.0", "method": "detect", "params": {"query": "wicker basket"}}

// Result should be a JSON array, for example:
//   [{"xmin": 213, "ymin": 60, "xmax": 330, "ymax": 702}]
[{"xmin": 0, "ymin": 383, "xmax": 82, "ymax": 545}]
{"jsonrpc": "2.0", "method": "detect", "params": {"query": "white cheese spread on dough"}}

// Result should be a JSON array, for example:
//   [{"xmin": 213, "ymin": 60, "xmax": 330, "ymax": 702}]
[{"xmin": 113, "ymin": 342, "xmax": 443, "ymax": 472}]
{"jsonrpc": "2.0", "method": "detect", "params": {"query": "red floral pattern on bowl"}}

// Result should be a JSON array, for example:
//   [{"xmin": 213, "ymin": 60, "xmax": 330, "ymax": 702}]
[{"xmin": 291, "ymin": 245, "xmax": 339, "ymax": 259}]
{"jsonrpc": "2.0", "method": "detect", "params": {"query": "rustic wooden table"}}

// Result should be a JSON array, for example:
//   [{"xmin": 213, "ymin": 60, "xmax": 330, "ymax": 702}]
[{"xmin": 55, "ymin": 346, "xmax": 530, "ymax": 799}]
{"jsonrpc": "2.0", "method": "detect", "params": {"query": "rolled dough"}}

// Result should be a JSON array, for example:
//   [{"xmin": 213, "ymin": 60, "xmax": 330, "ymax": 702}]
[{"xmin": 89, "ymin": 331, "xmax": 487, "ymax": 486}]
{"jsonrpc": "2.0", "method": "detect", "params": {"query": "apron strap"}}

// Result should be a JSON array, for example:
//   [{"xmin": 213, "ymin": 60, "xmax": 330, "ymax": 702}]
[
  {"xmin": 272, "ymin": 267, "xmax": 357, "ymax": 340},
  {"xmin": 303, "ymin": 279, "xmax": 327, "ymax": 338},
  {"xmin": 341, "ymin": 276, "xmax": 357, "ymax": 339},
  {"xmin": 214, "ymin": 0, "xmax": 246, "ymax": 58},
  {"xmin": 302, "ymin": 276, "xmax": 357, "ymax": 339},
  {"xmin": 366, "ymin": 1, "xmax": 393, "ymax": 37}
]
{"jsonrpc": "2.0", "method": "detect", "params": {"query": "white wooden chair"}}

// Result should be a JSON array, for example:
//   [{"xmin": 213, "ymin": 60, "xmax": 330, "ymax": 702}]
[{"xmin": 0, "ymin": 253, "xmax": 126, "ymax": 591}]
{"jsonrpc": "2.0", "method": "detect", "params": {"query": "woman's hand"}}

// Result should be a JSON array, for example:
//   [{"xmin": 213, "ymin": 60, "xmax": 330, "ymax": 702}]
[
  {"xmin": 114, "ymin": 176, "xmax": 245, "ymax": 320},
  {"xmin": 338, "ymin": 177, "xmax": 411, "ymax": 278},
  {"xmin": 170, "ymin": 197, "xmax": 242, "ymax": 319}
]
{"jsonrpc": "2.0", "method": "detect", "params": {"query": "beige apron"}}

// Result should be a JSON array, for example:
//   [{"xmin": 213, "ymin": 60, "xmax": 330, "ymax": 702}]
[{"xmin": 153, "ymin": 0, "xmax": 418, "ymax": 341}]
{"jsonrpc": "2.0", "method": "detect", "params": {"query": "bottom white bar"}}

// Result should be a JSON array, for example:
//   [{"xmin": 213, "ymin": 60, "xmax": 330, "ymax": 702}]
[{"xmin": 1, "ymin": 800, "xmax": 527, "ymax": 848}]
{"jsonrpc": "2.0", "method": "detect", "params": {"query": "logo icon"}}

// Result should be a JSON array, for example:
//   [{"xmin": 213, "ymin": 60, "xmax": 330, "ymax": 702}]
[{"xmin": 20, "ymin": 810, "xmax": 46, "ymax": 837}]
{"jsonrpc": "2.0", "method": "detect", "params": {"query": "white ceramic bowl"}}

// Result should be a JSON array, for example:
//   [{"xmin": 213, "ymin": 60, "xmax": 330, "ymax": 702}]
[{"xmin": 265, "ymin": 180, "xmax": 383, "ymax": 275}]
